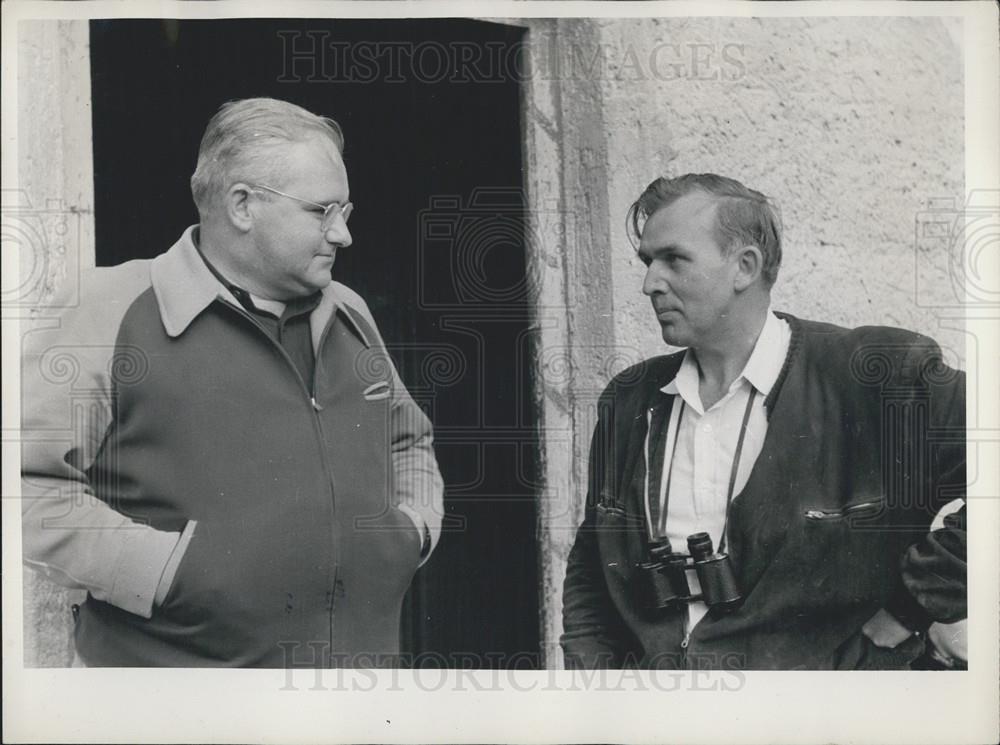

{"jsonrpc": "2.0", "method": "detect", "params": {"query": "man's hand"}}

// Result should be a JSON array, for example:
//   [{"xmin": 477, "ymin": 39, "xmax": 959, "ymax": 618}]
[
  {"xmin": 927, "ymin": 619, "xmax": 967, "ymax": 666},
  {"xmin": 397, "ymin": 504, "xmax": 432, "ymax": 565}
]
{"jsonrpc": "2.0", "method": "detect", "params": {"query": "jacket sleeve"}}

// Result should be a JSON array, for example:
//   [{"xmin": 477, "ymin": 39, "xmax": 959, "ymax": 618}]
[
  {"xmin": 389, "ymin": 377, "xmax": 444, "ymax": 562},
  {"xmin": 20, "ymin": 269, "xmax": 184, "ymax": 619},
  {"xmin": 561, "ymin": 389, "xmax": 635, "ymax": 668},
  {"xmin": 886, "ymin": 335, "xmax": 967, "ymax": 629},
  {"xmin": 340, "ymin": 291, "xmax": 444, "ymax": 562}
]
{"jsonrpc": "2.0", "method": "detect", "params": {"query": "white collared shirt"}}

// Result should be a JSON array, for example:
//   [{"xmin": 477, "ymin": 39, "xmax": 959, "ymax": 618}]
[{"xmin": 645, "ymin": 309, "xmax": 792, "ymax": 635}]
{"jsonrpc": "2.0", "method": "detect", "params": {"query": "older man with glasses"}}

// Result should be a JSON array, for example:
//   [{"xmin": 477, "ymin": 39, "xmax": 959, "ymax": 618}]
[{"xmin": 21, "ymin": 97, "xmax": 443, "ymax": 667}]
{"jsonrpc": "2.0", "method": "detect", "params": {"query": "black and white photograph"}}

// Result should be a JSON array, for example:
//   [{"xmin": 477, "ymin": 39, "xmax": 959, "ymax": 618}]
[{"xmin": 3, "ymin": 1, "xmax": 998, "ymax": 743}]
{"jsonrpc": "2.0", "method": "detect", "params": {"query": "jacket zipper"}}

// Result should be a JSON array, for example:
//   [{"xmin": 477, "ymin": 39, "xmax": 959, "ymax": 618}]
[
  {"xmin": 681, "ymin": 616, "xmax": 691, "ymax": 667},
  {"xmin": 804, "ymin": 499, "xmax": 882, "ymax": 521},
  {"xmin": 310, "ymin": 313, "xmax": 341, "ymax": 661},
  {"xmin": 220, "ymin": 301, "xmax": 341, "ymax": 665}
]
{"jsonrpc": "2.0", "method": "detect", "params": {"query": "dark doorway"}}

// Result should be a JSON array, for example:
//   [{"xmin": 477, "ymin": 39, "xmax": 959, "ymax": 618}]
[{"xmin": 90, "ymin": 18, "xmax": 540, "ymax": 666}]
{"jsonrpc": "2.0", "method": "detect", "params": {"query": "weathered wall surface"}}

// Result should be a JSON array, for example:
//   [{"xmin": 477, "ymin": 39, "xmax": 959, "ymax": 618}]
[
  {"xmin": 525, "ymin": 16, "xmax": 965, "ymax": 665},
  {"xmin": 15, "ymin": 20, "xmax": 94, "ymax": 667},
  {"xmin": 600, "ymin": 16, "xmax": 965, "ymax": 360}
]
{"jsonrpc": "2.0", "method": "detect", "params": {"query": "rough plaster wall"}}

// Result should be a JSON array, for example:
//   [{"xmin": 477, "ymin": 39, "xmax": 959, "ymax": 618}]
[
  {"xmin": 531, "ymin": 16, "xmax": 965, "ymax": 663},
  {"xmin": 15, "ymin": 20, "xmax": 95, "ymax": 308},
  {"xmin": 17, "ymin": 20, "xmax": 94, "ymax": 667},
  {"xmin": 602, "ymin": 16, "xmax": 965, "ymax": 366}
]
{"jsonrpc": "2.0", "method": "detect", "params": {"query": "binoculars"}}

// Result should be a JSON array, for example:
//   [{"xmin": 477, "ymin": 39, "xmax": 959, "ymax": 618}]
[{"xmin": 638, "ymin": 532, "xmax": 742, "ymax": 615}]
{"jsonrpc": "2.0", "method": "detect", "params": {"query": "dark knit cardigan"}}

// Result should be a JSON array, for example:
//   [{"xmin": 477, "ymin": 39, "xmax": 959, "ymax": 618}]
[{"xmin": 561, "ymin": 314, "xmax": 966, "ymax": 670}]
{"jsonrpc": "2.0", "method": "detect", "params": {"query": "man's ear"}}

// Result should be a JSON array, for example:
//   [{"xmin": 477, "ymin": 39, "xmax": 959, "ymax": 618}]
[
  {"xmin": 225, "ymin": 183, "xmax": 255, "ymax": 233},
  {"xmin": 733, "ymin": 244, "xmax": 764, "ymax": 291}
]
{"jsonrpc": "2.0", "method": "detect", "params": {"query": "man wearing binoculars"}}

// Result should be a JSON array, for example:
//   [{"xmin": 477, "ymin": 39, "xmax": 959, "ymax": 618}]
[{"xmin": 561, "ymin": 174, "xmax": 967, "ymax": 670}]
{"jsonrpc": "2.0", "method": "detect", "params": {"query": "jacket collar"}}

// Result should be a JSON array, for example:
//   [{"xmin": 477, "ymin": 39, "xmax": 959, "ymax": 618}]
[
  {"xmin": 150, "ymin": 225, "xmax": 371, "ymax": 347},
  {"xmin": 646, "ymin": 311, "xmax": 805, "ymax": 416}
]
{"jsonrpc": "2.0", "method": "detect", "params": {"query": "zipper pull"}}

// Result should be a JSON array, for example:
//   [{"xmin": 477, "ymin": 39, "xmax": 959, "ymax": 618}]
[
  {"xmin": 681, "ymin": 630, "xmax": 691, "ymax": 649},
  {"xmin": 310, "ymin": 397, "xmax": 324, "ymax": 412}
]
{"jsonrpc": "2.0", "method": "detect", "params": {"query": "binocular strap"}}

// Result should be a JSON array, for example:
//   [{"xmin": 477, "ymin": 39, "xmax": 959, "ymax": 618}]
[{"xmin": 647, "ymin": 387, "xmax": 758, "ymax": 553}]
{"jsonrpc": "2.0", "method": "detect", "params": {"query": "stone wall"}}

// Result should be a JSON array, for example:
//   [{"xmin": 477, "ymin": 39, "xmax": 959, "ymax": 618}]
[{"xmin": 15, "ymin": 20, "xmax": 94, "ymax": 667}]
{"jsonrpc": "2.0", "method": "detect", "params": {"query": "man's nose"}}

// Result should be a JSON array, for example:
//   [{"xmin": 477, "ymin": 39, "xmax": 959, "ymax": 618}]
[
  {"xmin": 324, "ymin": 220, "xmax": 352, "ymax": 248},
  {"xmin": 642, "ymin": 266, "xmax": 661, "ymax": 296}
]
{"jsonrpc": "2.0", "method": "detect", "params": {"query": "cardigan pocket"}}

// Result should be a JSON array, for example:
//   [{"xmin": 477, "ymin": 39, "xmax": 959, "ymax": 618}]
[
  {"xmin": 803, "ymin": 497, "xmax": 886, "ymax": 523},
  {"xmin": 595, "ymin": 502, "xmax": 646, "ymax": 532},
  {"xmin": 596, "ymin": 502, "xmax": 627, "ymax": 520},
  {"xmin": 797, "ymin": 496, "xmax": 892, "ymax": 603},
  {"xmin": 595, "ymin": 503, "xmax": 645, "ymax": 580},
  {"xmin": 362, "ymin": 381, "xmax": 392, "ymax": 401}
]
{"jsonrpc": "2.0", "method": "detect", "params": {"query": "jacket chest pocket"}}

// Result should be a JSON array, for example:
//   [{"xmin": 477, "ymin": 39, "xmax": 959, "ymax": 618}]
[
  {"xmin": 803, "ymin": 497, "xmax": 886, "ymax": 523},
  {"xmin": 317, "ymin": 315, "xmax": 394, "ymax": 405},
  {"xmin": 797, "ymin": 496, "xmax": 893, "ymax": 600},
  {"xmin": 595, "ymin": 503, "xmax": 647, "ymax": 580}
]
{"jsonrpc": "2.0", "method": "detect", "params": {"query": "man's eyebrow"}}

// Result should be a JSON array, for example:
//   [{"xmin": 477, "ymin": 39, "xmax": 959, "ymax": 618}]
[{"xmin": 640, "ymin": 242, "xmax": 685, "ymax": 257}]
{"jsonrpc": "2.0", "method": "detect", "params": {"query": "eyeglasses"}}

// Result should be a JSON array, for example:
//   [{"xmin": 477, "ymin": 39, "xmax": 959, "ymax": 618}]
[{"xmin": 250, "ymin": 183, "xmax": 353, "ymax": 229}]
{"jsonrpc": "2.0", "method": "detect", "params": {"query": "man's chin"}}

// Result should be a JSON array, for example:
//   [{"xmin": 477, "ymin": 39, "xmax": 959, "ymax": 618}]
[
  {"xmin": 306, "ymin": 271, "xmax": 334, "ymax": 290},
  {"xmin": 659, "ymin": 324, "xmax": 689, "ymax": 348}
]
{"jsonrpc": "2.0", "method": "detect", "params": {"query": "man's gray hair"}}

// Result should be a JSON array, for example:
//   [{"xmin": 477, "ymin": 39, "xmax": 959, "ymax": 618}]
[
  {"xmin": 190, "ymin": 97, "xmax": 345, "ymax": 214},
  {"xmin": 627, "ymin": 173, "xmax": 783, "ymax": 286}
]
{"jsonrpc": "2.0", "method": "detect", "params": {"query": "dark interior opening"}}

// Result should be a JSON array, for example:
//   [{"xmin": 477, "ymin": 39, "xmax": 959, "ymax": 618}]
[{"xmin": 90, "ymin": 18, "xmax": 541, "ymax": 666}]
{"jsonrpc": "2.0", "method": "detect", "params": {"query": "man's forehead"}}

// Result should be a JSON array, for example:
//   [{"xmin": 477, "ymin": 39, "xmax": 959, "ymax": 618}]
[
  {"xmin": 280, "ymin": 136, "xmax": 349, "ymax": 189},
  {"xmin": 292, "ymin": 135, "xmax": 345, "ymax": 167},
  {"xmin": 641, "ymin": 191, "xmax": 719, "ymax": 245}
]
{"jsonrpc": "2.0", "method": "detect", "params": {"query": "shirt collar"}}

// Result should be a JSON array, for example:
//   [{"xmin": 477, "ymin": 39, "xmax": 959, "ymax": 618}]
[
  {"xmin": 741, "ymin": 308, "xmax": 790, "ymax": 397},
  {"xmin": 192, "ymin": 234, "xmax": 279, "ymax": 317},
  {"xmin": 662, "ymin": 349, "xmax": 702, "ymax": 412},
  {"xmin": 661, "ymin": 309, "xmax": 790, "ymax": 413},
  {"xmin": 193, "ymin": 238, "xmax": 321, "ymax": 320},
  {"xmin": 150, "ymin": 225, "xmax": 368, "ymax": 344}
]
